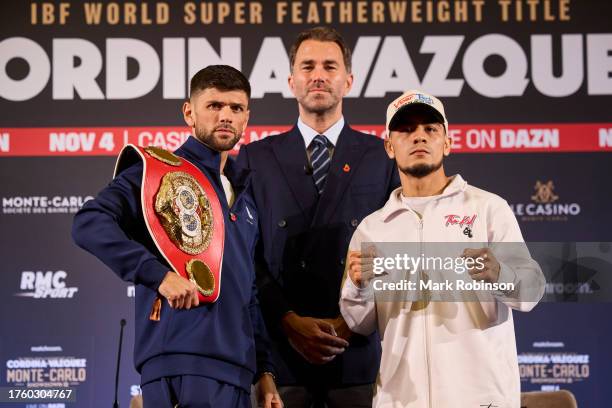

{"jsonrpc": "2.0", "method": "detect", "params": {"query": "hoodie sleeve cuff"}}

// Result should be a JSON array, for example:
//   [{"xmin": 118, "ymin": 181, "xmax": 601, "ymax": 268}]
[
  {"xmin": 134, "ymin": 258, "xmax": 171, "ymax": 291},
  {"xmin": 344, "ymin": 276, "xmax": 374, "ymax": 299},
  {"xmin": 254, "ymin": 366, "xmax": 277, "ymax": 384},
  {"xmin": 493, "ymin": 261, "xmax": 517, "ymax": 297}
]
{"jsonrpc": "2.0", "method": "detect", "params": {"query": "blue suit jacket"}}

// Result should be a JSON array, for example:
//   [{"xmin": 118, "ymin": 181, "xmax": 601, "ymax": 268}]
[{"xmin": 237, "ymin": 124, "xmax": 400, "ymax": 386}]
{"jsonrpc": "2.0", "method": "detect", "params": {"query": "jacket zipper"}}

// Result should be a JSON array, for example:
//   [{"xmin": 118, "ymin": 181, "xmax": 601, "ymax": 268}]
[{"xmin": 417, "ymin": 218, "xmax": 433, "ymax": 408}]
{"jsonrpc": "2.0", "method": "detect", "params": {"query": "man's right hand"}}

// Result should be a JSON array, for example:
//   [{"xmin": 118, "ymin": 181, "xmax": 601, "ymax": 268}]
[
  {"xmin": 281, "ymin": 312, "xmax": 349, "ymax": 364},
  {"xmin": 158, "ymin": 272, "xmax": 200, "ymax": 309},
  {"xmin": 347, "ymin": 249, "xmax": 376, "ymax": 288}
]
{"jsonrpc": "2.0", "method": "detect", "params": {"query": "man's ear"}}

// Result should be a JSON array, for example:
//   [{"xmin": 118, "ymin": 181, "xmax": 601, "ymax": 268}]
[
  {"xmin": 241, "ymin": 109, "xmax": 250, "ymax": 134},
  {"xmin": 183, "ymin": 101, "xmax": 194, "ymax": 127},
  {"xmin": 384, "ymin": 137, "xmax": 395, "ymax": 159},
  {"xmin": 343, "ymin": 72, "xmax": 354, "ymax": 96},
  {"xmin": 288, "ymin": 72, "xmax": 297, "ymax": 97},
  {"xmin": 443, "ymin": 132, "xmax": 451, "ymax": 157}
]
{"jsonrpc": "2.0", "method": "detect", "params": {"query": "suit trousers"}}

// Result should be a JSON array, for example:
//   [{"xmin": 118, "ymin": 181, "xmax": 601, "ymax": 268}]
[{"xmin": 278, "ymin": 383, "xmax": 373, "ymax": 408}]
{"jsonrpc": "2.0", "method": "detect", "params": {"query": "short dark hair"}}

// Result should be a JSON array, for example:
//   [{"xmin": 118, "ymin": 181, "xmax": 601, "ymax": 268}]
[
  {"xmin": 189, "ymin": 65, "xmax": 251, "ymax": 99},
  {"xmin": 289, "ymin": 27, "xmax": 352, "ymax": 73}
]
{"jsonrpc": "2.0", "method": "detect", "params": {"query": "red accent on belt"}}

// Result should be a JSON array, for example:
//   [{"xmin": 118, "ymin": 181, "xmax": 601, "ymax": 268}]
[{"xmin": 119, "ymin": 145, "xmax": 225, "ymax": 303}]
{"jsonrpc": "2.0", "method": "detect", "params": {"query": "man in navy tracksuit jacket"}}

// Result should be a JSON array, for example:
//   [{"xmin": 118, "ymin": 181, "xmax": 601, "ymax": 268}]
[{"xmin": 72, "ymin": 66, "xmax": 282, "ymax": 407}]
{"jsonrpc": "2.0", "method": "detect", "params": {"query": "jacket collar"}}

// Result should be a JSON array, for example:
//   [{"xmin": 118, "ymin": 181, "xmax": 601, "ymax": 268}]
[
  {"xmin": 271, "ymin": 123, "xmax": 370, "ymax": 224},
  {"xmin": 177, "ymin": 135, "xmax": 251, "ymax": 192},
  {"xmin": 223, "ymin": 155, "xmax": 251, "ymax": 193},
  {"xmin": 379, "ymin": 174, "xmax": 467, "ymax": 221},
  {"xmin": 297, "ymin": 116, "xmax": 345, "ymax": 148},
  {"xmin": 271, "ymin": 126, "xmax": 317, "ymax": 217},
  {"xmin": 178, "ymin": 136, "xmax": 222, "ymax": 174},
  {"xmin": 311, "ymin": 122, "xmax": 369, "ymax": 226}
]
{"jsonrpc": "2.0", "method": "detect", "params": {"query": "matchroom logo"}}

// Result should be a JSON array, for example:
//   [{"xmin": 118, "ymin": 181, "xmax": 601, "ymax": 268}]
[
  {"xmin": 510, "ymin": 180, "xmax": 581, "ymax": 222},
  {"xmin": 15, "ymin": 270, "xmax": 79, "ymax": 299}
]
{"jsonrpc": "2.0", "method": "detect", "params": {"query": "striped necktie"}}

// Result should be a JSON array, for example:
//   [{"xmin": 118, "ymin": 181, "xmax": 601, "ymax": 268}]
[{"xmin": 311, "ymin": 134, "xmax": 331, "ymax": 194}]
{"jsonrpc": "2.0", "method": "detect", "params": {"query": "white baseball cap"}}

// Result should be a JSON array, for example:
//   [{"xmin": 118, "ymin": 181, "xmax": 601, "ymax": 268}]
[{"xmin": 385, "ymin": 90, "xmax": 448, "ymax": 135}]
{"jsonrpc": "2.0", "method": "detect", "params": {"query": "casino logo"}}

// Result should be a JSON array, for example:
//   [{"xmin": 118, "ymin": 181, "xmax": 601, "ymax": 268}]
[
  {"xmin": 510, "ymin": 180, "xmax": 581, "ymax": 222},
  {"xmin": 15, "ymin": 270, "xmax": 79, "ymax": 299},
  {"xmin": 531, "ymin": 181, "xmax": 559, "ymax": 204},
  {"xmin": 1, "ymin": 195, "xmax": 93, "ymax": 215}
]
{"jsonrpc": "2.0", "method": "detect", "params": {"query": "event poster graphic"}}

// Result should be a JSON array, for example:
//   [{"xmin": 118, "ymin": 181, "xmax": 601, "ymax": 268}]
[
  {"xmin": 1, "ymin": 0, "xmax": 611, "ymax": 406},
  {"xmin": 0, "ymin": 337, "xmax": 93, "ymax": 407},
  {"xmin": 518, "ymin": 341, "xmax": 592, "ymax": 392}
]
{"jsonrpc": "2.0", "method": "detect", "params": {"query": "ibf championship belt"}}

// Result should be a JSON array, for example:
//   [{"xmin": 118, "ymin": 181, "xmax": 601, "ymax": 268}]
[{"xmin": 115, "ymin": 145, "xmax": 225, "ymax": 318}]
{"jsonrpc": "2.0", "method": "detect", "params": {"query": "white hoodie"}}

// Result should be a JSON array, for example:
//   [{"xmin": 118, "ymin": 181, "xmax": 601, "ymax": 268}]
[{"xmin": 340, "ymin": 175, "xmax": 545, "ymax": 408}]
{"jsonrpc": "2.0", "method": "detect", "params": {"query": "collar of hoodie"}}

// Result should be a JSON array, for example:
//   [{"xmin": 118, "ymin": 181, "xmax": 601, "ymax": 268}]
[{"xmin": 379, "ymin": 174, "xmax": 468, "ymax": 222}]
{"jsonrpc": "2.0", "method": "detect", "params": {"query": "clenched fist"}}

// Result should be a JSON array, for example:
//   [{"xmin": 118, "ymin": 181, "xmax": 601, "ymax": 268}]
[
  {"xmin": 158, "ymin": 272, "xmax": 200, "ymax": 309},
  {"xmin": 461, "ymin": 247, "xmax": 501, "ymax": 283},
  {"xmin": 347, "ymin": 247, "xmax": 377, "ymax": 288}
]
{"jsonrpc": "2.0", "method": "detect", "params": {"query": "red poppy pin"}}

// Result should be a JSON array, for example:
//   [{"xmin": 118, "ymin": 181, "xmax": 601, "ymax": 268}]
[{"xmin": 343, "ymin": 164, "xmax": 350, "ymax": 172}]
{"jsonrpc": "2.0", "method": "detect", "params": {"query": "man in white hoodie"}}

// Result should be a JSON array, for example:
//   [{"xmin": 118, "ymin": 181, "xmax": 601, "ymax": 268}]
[{"xmin": 339, "ymin": 90, "xmax": 546, "ymax": 408}]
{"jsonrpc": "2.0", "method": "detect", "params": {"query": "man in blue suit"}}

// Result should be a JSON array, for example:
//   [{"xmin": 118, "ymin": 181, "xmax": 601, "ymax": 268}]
[{"xmin": 237, "ymin": 27, "xmax": 399, "ymax": 407}]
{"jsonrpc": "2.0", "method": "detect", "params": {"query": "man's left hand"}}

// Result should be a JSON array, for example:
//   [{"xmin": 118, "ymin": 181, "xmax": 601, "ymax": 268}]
[
  {"xmin": 462, "ymin": 248, "xmax": 500, "ymax": 283},
  {"xmin": 255, "ymin": 373, "xmax": 283, "ymax": 408},
  {"xmin": 322, "ymin": 315, "xmax": 353, "ymax": 342}
]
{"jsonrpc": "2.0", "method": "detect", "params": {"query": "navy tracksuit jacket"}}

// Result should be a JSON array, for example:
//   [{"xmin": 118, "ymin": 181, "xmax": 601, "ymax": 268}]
[{"xmin": 72, "ymin": 136, "xmax": 274, "ymax": 390}]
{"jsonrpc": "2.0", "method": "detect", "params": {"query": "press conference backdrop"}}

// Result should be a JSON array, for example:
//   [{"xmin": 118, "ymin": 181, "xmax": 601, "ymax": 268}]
[{"xmin": 1, "ymin": 0, "xmax": 610, "ymax": 406}]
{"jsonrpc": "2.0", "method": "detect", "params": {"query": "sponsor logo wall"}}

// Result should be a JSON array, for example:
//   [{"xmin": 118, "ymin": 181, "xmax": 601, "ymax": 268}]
[
  {"xmin": 2, "ymin": 196, "xmax": 93, "ymax": 215},
  {"xmin": 511, "ymin": 180, "xmax": 581, "ymax": 222},
  {"xmin": 1, "ymin": 0, "xmax": 611, "ymax": 406},
  {"xmin": 16, "ymin": 270, "xmax": 79, "ymax": 299}
]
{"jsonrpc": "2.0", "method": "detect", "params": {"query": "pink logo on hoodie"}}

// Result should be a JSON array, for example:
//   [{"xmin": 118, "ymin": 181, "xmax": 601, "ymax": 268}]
[{"xmin": 444, "ymin": 214, "xmax": 477, "ymax": 228}]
